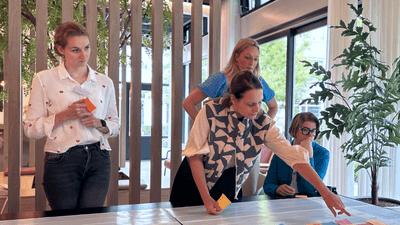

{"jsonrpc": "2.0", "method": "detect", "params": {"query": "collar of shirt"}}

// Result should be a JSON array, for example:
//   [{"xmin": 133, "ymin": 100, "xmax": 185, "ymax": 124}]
[{"xmin": 57, "ymin": 62, "xmax": 97, "ymax": 83}]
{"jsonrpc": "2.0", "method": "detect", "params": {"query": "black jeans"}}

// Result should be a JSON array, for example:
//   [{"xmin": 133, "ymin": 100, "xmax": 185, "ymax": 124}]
[
  {"xmin": 170, "ymin": 157, "xmax": 242, "ymax": 207},
  {"xmin": 43, "ymin": 142, "xmax": 111, "ymax": 210}
]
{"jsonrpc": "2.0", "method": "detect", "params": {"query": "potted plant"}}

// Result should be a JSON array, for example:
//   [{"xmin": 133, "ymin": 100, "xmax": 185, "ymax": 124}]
[{"xmin": 300, "ymin": 4, "xmax": 400, "ymax": 205}]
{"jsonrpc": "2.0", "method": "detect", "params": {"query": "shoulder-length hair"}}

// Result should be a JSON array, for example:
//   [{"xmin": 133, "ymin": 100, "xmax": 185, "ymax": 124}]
[
  {"xmin": 288, "ymin": 112, "xmax": 320, "ymax": 140},
  {"xmin": 222, "ymin": 38, "xmax": 261, "ymax": 77}
]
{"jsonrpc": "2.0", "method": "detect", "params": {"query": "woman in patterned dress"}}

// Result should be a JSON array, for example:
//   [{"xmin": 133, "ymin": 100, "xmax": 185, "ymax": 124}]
[{"xmin": 170, "ymin": 70, "xmax": 350, "ymax": 218}]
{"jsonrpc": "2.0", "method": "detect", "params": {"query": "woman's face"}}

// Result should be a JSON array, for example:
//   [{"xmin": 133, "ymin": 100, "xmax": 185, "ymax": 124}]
[
  {"xmin": 58, "ymin": 35, "xmax": 90, "ymax": 68},
  {"xmin": 235, "ymin": 46, "xmax": 259, "ymax": 72},
  {"xmin": 231, "ymin": 88, "xmax": 263, "ymax": 120},
  {"xmin": 295, "ymin": 121, "xmax": 317, "ymax": 143}
]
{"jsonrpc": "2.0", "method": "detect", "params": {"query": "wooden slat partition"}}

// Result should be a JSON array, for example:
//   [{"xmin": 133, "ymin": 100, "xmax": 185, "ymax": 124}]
[
  {"xmin": 62, "ymin": 0, "xmax": 73, "ymax": 22},
  {"xmin": 106, "ymin": 0, "xmax": 120, "ymax": 206},
  {"xmin": 150, "ymin": 0, "xmax": 163, "ymax": 203},
  {"xmin": 7, "ymin": 0, "xmax": 22, "ymax": 214},
  {"xmin": 34, "ymin": 0, "xmax": 48, "ymax": 212},
  {"xmin": 86, "ymin": 0, "xmax": 98, "ymax": 69},
  {"xmin": 119, "ymin": 10, "xmax": 127, "ymax": 168},
  {"xmin": 170, "ymin": 0, "xmax": 183, "ymax": 187},
  {"xmin": 129, "ymin": 0, "xmax": 142, "ymax": 205},
  {"xmin": 209, "ymin": 0, "xmax": 221, "ymax": 74},
  {"xmin": 190, "ymin": 0, "xmax": 203, "ymax": 123}
]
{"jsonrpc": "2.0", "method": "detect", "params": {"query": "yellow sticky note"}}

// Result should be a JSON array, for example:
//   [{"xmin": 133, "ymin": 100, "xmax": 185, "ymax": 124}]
[
  {"xmin": 295, "ymin": 195, "xmax": 308, "ymax": 198},
  {"xmin": 306, "ymin": 223, "xmax": 322, "ymax": 225},
  {"xmin": 85, "ymin": 97, "xmax": 96, "ymax": 112},
  {"xmin": 217, "ymin": 193, "xmax": 231, "ymax": 210}
]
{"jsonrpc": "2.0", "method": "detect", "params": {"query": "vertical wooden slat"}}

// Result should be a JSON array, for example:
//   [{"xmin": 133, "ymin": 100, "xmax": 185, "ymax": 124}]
[
  {"xmin": 62, "ymin": 0, "xmax": 73, "ymax": 23},
  {"xmin": 209, "ymin": 0, "xmax": 221, "ymax": 74},
  {"xmin": 119, "ymin": 10, "xmax": 127, "ymax": 168},
  {"xmin": 190, "ymin": 0, "xmax": 203, "ymax": 126},
  {"xmin": 7, "ymin": 0, "xmax": 22, "ymax": 214},
  {"xmin": 86, "ymin": 0, "xmax": 98, "ymax": 69},
  {"xmin": 35, "ymin": 0, "xmax": 48, "ymax": 212},
  {"xmin": 129, "ymin": 0, "xmax": 142, "ymax": 204},
  {"xmin": 106, "ymin": 0, "xmax": 120, "ymax": 206},
  {"xmin": 170, "ymin": 0, "xmax": 183, "ymax": 188},
  {"xmin": 150, "ymin": 0, "xmax": 163, "ymax": 203},
  {"xmin": 29, "ymin": 30, "xmax": 36, "ymax": 169}
]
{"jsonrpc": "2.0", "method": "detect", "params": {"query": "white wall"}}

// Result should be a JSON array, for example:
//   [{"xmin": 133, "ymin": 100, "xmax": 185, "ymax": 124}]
[{"xmin": 240, "ymin": 0, "xmax": 328, "ymax": 39}]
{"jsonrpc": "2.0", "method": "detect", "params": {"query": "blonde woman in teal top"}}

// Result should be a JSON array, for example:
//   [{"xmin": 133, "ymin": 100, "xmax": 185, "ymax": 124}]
[{"xmin": 183, "ymin": 38, "xmax": 278, "ymax": 121}]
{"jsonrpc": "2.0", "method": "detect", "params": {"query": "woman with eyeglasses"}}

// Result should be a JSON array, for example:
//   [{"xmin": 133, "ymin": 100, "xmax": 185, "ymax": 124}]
[{"xmin": 263, "ymin": 112, "xmax": 329, "ymax": 199}]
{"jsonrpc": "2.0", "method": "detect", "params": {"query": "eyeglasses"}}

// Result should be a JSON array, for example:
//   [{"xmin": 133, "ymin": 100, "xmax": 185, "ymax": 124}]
[{"xmin": 300, "ymin": 127, "xmax": 319, "ymax": 136}]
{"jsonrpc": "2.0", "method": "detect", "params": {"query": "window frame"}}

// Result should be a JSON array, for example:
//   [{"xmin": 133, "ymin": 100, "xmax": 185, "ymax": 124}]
[{"xmin": 256, "ymin": 17, "xmax": 327, "ymax": 140}]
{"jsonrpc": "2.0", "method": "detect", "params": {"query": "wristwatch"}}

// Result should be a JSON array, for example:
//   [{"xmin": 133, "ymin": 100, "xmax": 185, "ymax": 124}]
[{"xmin": 100, "ymin": 119, "xmax": 107, "ymax": 128}]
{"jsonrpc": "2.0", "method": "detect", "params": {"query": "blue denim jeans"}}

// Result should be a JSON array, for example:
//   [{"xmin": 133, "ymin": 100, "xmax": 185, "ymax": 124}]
[{"xmin": 43, "ymin": 142, "xmax": 111, "ymax": 210}]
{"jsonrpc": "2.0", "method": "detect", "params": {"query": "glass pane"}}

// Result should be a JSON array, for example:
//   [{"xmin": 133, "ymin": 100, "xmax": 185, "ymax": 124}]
[
  {"xmin": 259, "ymin": 37, "xmax": 287, "ymax": 134},
  {"xmin": 294, "ymin": 26, "xmax": 328, "ymax": 145},
  {"xmin": 294, "ymin": 26, "xmax": 327, "ymax": 116}
]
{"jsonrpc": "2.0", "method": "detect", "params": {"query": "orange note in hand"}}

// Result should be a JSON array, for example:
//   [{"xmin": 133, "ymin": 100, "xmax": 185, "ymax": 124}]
[
  {"xmin": 217, "ymin": 193, "xmax": 231, "ymax": 210},
  {"xmin": 85, "ymin": 97, "xmax": 96, "ymax": 112}
]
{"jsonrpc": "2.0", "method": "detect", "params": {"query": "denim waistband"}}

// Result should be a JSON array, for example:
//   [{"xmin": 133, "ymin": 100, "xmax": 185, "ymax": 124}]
[{"xmin": 70, "ymin": 142, "xmax": 100, "ymax": 151}]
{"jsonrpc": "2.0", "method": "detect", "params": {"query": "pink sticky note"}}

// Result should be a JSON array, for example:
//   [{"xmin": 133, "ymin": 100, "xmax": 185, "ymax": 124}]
[{"xmin": 335, "ymin": 219, "xmax": 353, "ymax": 224}]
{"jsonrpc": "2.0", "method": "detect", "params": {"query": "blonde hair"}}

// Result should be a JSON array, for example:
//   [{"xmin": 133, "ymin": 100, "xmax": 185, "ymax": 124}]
[{"xmin": 222, "ymin": 38, "xmax": 261, "ymax": 77}]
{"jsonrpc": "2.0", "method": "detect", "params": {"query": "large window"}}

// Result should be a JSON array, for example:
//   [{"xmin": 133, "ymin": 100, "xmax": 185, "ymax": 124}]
[
  {"xmin": 258, "ymin": 19, "xmax": 328, "ymax": 140},
  {"xmin": 259, "ymin": 37, "xmax": 287, "ymax": 134},
  {"xmin": 294, "ymin": 26, "xmax": 327, "ymax": 119},
  {"xmin": 241, "ymin": 0, "xmax": 275, "ymax": 15}
]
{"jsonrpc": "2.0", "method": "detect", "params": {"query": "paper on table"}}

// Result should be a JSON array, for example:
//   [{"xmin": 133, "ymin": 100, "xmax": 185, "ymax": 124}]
[
  {"xmin": 335, "ymin": 219, "xmax": 354, "ymax": 224},
  {"xmin": 367, "ymin": 220, "xmax": 387, "ymax": 225},
  {"xmin": 217, "ymin": 193, "xmax": 231, "ymax": 210},
  {"xmin": 295, "ymin": 195, "xmax": 308, "ymax": 198}
]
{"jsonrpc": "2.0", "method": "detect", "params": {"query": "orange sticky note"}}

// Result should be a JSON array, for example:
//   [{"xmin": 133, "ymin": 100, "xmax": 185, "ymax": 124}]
[
  {"xmin": 295, "ymin": 195, "xmax": 308, "ymax": 198},
  {"xmin": 217, "ymin": 193, "xmax": 231, "ymax": 210},
  {"xmin": 367, "ymin": 221, "xmax": 387, "ymax": 225},
  {"xmin": 85, "ymin": 97, "xmax": 96, "ymax": 112},
  {"xmin": 306, "ymin": 223, "xmax": 322, "ymax": 225}
]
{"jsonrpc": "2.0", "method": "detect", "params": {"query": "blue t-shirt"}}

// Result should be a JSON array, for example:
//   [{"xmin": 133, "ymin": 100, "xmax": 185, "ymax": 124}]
[{"xmin": 197, "ymin": 72, "xmax": 275, "ymax": 102}]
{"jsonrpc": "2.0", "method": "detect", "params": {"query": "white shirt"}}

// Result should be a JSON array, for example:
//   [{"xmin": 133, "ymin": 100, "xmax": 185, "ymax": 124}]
[
  {"xmin": 24, "ymin": 63, "xmax": 120, "ymax": 153},
  {"xmin": 183, "ymin": 104, "xmax": 309, "ymax": 169}
]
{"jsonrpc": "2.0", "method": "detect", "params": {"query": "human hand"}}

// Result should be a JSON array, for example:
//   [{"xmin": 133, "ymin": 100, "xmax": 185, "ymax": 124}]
[
  {"xmin": 203, "ymin": 196, "xmax": 222, "ymax": 215},
  {"xmin": 322, "ymin": 192, "xmax": 351, "ymax": 217},
  {"xmin": 300, "ymin": 137, "xmax": 313, "ymax": 157},
  {"xmin": 276, "ymin": 184, "xmax": 295, "ymax": 196},
  {"xmin": 65, "ymin": 99, "xmax": 89, "ymax": 120},
  {"xmin": 80, "ymin": 112, "xmax": 100, "ymax": 128}
]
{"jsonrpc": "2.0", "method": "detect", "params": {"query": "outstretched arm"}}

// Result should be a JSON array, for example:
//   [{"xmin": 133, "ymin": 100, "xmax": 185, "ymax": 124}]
[{"xmin": 293, "ymin": 163, "xmax": 350, "ymax": 217}]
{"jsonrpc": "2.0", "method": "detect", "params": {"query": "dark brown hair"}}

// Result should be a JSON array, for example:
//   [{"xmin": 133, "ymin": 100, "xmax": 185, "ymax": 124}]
[
  {"xmin": 288, "ymin": 112, "xmax": 320, "ymax": 140},
  {"xmin": 221, "ymin": 70, "xmax": 263, "ymax": 108},
  {"xmin": 54, "ymin": 22, "xmax": 89, "ymax": 57}
]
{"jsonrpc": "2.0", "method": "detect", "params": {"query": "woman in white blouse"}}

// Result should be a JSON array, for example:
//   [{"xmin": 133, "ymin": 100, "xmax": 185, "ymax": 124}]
[
  {"xmin": 24, "ymin": 22, "xmax": 120, "ymax": 210},
  {"xmin": 170, "ymin": 70, "xmax": 350, "ymax": 218}
]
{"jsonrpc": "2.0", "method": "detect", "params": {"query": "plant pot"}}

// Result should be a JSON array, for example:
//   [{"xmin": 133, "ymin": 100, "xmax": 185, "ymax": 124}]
[{"xmin": 352, "ymin": 196, "xmax": 400, "ymax": 208}]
